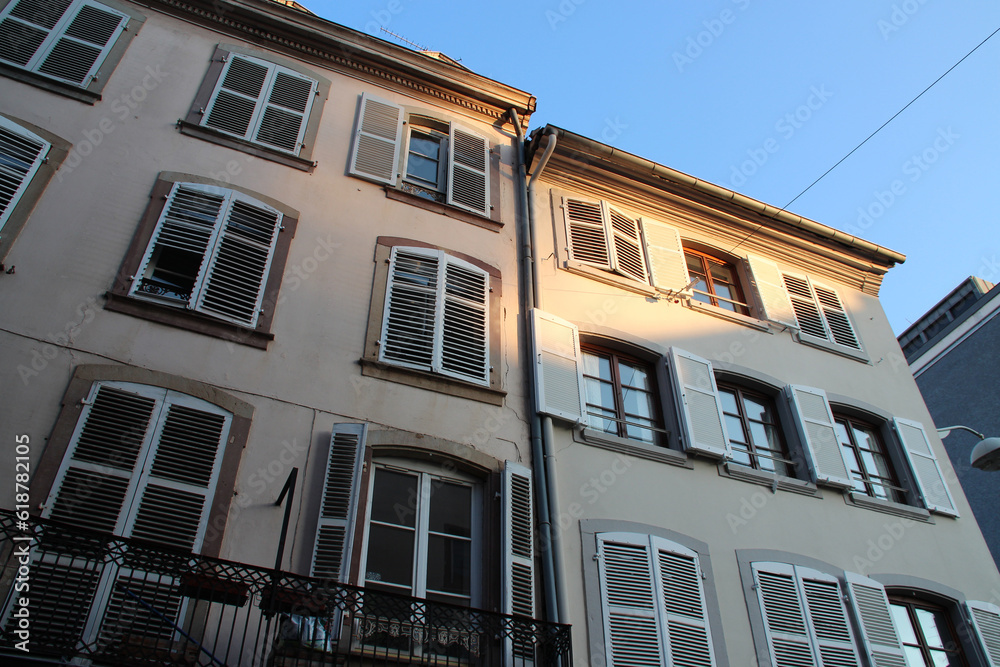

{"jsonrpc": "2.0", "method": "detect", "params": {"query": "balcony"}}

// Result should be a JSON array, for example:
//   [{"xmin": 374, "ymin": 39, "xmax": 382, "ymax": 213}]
[{"xmin": 0, "ymin": 510, "xmax": 571, "ymax": 666}]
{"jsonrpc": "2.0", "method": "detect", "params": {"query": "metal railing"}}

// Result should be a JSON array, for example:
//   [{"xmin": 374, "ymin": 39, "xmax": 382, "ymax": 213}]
[{"xmin": 0, "ymin": 510, "xmax": 571, "ymax": 666}]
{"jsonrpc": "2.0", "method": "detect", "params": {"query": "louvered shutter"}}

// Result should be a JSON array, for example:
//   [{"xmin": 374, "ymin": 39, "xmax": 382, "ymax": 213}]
[
  {"xmin": 0, "ymin": 115, "xmax": 50, "ymax": 230},
  {"xmin": 654, "ymin": 539, "xmax": 716, "ymax": 667},
  {"xmin": 531, "ymin": 309, "xmax": 585, "ymax": 423},
  {"xmin": 598, "ymin": 534, "xmax": 665, "ymax": 666},
  {"xmin": 844, "ymin": 573, "xmax": 907, "ymax": 667},
  {"xmin": 447, "ymin": 123, "xmax": 490, "ymax": 216},
  {"xmin": 753, "ymin": 562, "xmax": 817, "ymax": 666},
  {"xmin": 642, "ymin": 218, "xmax": 689, "ymax": 293},
  {"xmin": 502, "ymin": 462, "xmax": 535, "ymax": 618},
  {"xmin": 746, "ymin": 255, "xmax": 798, "ymax": 328},
  {"xmin": 800, "ymin": 570, "xmax": 860, "ymax": 667},
  {"xmin": 607, "ymin": 204, "xmax": 648, "ymax": 283},
  {"xmin": 253, "ymin": 68, "xmax": 316, "ymax": 155},
  {"xmin": 203, "ymin": 55, "xmax": 270, "ymax": 141},
  {"xmin": 669, "ymin": 348, "xmax": 730, "ymax": 458},
  {"xmin": 893, "ymin": 418, "xmax": 958, "ymax": 516},
  {"xmin": 348, "ymin": 93, "xmax": 403, "ymax": 184},
  {"xmin": 310, "ymin": 423, "xmax": 367, "ymax": 580},
  {"xmin": 564, "ymin": 197, "xmax": 611, "ymax": 270},
  {"xmin": 783, "ymin": 274, "xmax": 829, "ymax": 341},
  {"xmin": 967, "ymin": 601, "xmax": 1000, "ymax": 667},
  {"xmin": 811, "ymin": 282, "xmax": 861, "ymax": 350},
  {"xmin": 787, "ymin": 385, "xmax": 853, "ymax": 488},
  {"xmin": 194, "ymin": 191, "xmax": 283, "ymax": 327},
  {"xmin": 380, "ymin": 246, "xmax": 440, "ymax": 371},
  {"xmin": 439, "ymin": 254, "xmax": 489, "ymax": 385}
]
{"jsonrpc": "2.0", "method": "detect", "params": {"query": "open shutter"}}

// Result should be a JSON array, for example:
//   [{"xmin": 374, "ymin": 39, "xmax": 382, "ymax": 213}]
[
  {"xmin": 203, "ymin": 55, "xmax": 271, "ymax": 141},
  {"xmin": 669, "ymin": 347, "xmax": 730, "ymax": 458},
  {"xmin": 812, "ymin": 282, "xmax": 861, "ymax": 350},
  {"xmin": 447, "ymin": 123, "xmax": 490, "ymax": 216},
  {"xmin": 564, "ymin": 197, "xmax": 611, "ymax": 269},
  {"xmin": 310, "ymin": 423, "xmax": 367, "ymax": 580},
  {"xmin": 844, "ymin": 573, "xmax": 907, "ymax": 667},
  {"xmin": 654, "ymin": 539, "xmax": 716, "ymax": 666},
  {"xmin": 746, "ymin": 255, "xmax": 798, "ymax": 328},
  {"xmin": 194, "ymin": 192, "xmax": 282, "ymax": 327},
  {"xmin": 598, "ymin": 533, "xmax": 665, "ymax": 666},
  {"xmin": 531, "ymin": 309, "xmax": 585, "ymax": 423},
  {"xmin": 893, "ymin": 418, "xmax": 958, "ymax": 516},
  {"xmin": 967, "ymin": 601, "xmax": 1000, "ymax": 667},
  {"xmin": 753, "ymin": 562, "xmax": 816, "ymax": 666},
  {"xmin": 642, "ymin": 218, "xmax": 689, "ymax": 293},
  {"xmin": 380, "ymin": 246, "xmax": 440, "ymax": 372},
  {"xmin": 0, "ymin": 0, "xmax": 72, "ymax": 68},
  {"xmin": 787, "ymin": 385, "xmax": 853, "ymax": 488},
  {"xmin": 439, "ymin": 255, "xmax": 489, "ymax": 385},
  {"xmin": 348, "ymin": 92, "xmax": 403, "ymax": 184},
  {"xmin": 783, "ymin": 274, "xmax": 830, "ymax": 341},
  {"xmin": 607, "ymin": 204, "xmax": 647, "ymax": 283},
  {"xmin": 0, "ymin": 115, "xmax": 50, "ymax": 230},
  {"xmin": 253, "ymin": 67, "xmax": 317, "ymax": 155},
  {"xmin": 502, "ymin": 463, "xmax": 535, "ymax": 617},
  {"xmin": 799, "ymin": 569, "xmax": 860, "ymax": 667}
]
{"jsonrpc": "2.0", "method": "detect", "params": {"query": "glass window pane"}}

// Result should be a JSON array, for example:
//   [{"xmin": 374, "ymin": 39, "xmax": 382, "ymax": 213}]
[
  {"xmin": 725, "ymin": 415, "xmax": 747, "ymax": 444},
  {"xmin": 409, "ymin": 133, "xmax": 440, "ymax": 160},
  {"xmin": 582, "ymin": 352, "xmax": 612, "ymax": 380},
  {"xmin": 929, "ymin": 649, "xmax": 960, "ymax": 667},
  {"xmin": 730, "ymin": 445, "xmax": 752, "ymax": 467},
  {"xmin": 370, "ymin": 469, "xmax": 418, "ymax": 527},
  {"xmin": 429, "ymin": 481, "xmax": 471, "ymax": 537},
  {"xmin": 366, "ymin": 524, "xmax": 414, "ymax": 588},
  {"xmin": 718, "ymin": 389, "xmax": 739, "ymax": 414},
  {"xmin": 686, "ymin": 254, "xmax": 704, "ymax": 274},
  {"xmin": 853, "ymin": 425, "xmax": 878, "ymax": 452},
  {"xmin": 692, "ymin": 286, "xmax": 712, "ymax": 305},
  {"xmin": 625, "ymin": 420, "xmax": 655, "ymax": 444},
  {"xmin": 406, "ymin": 153, "xmax": 439, "ymax": 186},
  {"xmin": 903, "ymin": 646, "xmax": 929, "ymax": 667},
  {"xmin": 621, "ymin": 387, "xmax": 653, "ymax": 419},
  {"xmin": 840, "ymin": 445, "xmax": 861, "ymax": 474},
  {"xmin": 749, "ymin": 422, "xmax": 771, "ymax": 450},
  {"xmin": 618, "ymin": 361, "xmax": 652, "ymax": 391},
  {"xmin": 741, "ymin": 395, "xmax": 768, "ymax": 422},
  {"xmin": 860, "ymin": 450, "xmax": 880, "ymax": 477},
  {"xmin": 714, "ymin": 283, "xmax": 736, "ymax": 308},
  {"xmin": 834, "ymin": 421, "xmax": 853, "ymax": 448},
  {"xmin": 915, "ymin": 608, "xmax": 947, "ymax": 649},
  {"xmin": 427, "ymin": 535, "xmax": 471, "ymax": 596},
  {"xmin": 585, "ymin": 378, "xmax": 617, "ymax": 411},
  {"xmin": 891, "ymin": 604, "xmax": 919, "ymax": 644}
]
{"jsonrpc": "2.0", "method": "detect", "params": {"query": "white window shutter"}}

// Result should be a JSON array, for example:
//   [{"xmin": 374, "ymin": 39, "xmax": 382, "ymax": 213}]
[
  {"xmin": 653, "ymin": 538, "xmax": 716, "ymax": 667},
  {"xmin": 787, "ymin": 385, "xmax": 853, "ymax": 488},
  {"xmin": 967, "ymin": 600, "xmax": 1000, "ymax": 667},
  {"xmin": 0, "ymin": 115, "xmax": 50, "ymax": 230},
  {"xmin": 746, "ymin": 255, "xmax": 798, "ymax": 328},
  {"xmin": 531, "ymin": 309, "xmax": 585, "ymax": 423},
  {"xmin": 194, "ymin": 192, "xmax": 283, "ymax": 328},
  {"xmin": 893, "ymin": 418, "xmax": 958, "ymax": 516},
  {"xmin": 642, "ymin": 218, "xmax": 689, "ymax": 293},
  {"xmin": 447, "ymin": 123, "xmax": 490, "ymax": 216},
  {"xmin": 798, "ymin": 569, "xmax": 860, "ymax": 667},
  {"xmin": 564, "ymin": 197, "xmax": 611, "ymax": 270},
  {"xmin": 438, "ymin": 255, "xmax": 490, "ymax": 385},
  {"xmin": 844, "ymin": 572, "xmax": 907, "ymax": 667},
  {"xmin": 783, "ymin": 273, "xmax": 830, "ymax": 341},
  {"xmin": 669, "ymin": 347, "xmax": 731, "ymax": 458},
  {"xmin": 380, "ymin": 246, "xmax": 441, "ymax": 371},
  {"xmin": 812, "ymin": 282, "xmax": 861, "ymax": 350},
  {"xmin": 502, "ymin": 462, "xmax": 535, "ymax": 618},
  {"xmin": 597, "ymin": 533, "xmax": 666, "ymax": 666},
  {"xmin": 203, "ymin": 55, "xmax": 271, "ymax": 141},
  {"xmin": 348, "ymin": 92, "xmax": 403, "ymax": 185},
  {"xmin": 310, "ymin": 423, "xmax": 367, "ymax": 581},
  {"xmin": 606, "ymin": 204, "xmax": 648, "ymax": 283},
  {"xmin": 253, "ymin": 67, "xmax": 317, "ymax": 155},
  {"xmin": 752, "ymin": 562, "xmax": 817, "ymax": 666},
  {"xmin": 0, "ymin": 0, "xmax": 66, "ymax": 68}
]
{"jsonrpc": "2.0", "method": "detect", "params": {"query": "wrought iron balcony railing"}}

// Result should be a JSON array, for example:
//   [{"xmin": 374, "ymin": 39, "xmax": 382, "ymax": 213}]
[{"xmin": 0, "ymin": 509, "xmax": 571, "ymax": 666}]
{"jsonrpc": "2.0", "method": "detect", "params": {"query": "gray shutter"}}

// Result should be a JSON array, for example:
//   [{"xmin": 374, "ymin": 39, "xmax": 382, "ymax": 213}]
[
  {"xmin": 0, "ymin": 115, "xmax": 50, "ymax": 230},
  {"xmin": 194, "ymin": 192, "xmax": 283, "ymax": 327},
  {"xmin": 642, "ymin": 218, "xmax": 689, "ymax": 293},
  {"xmin": 893, "ymin": 418, "xmax": 958, "ymax": 516},
  {"xmin": 654, "ymin": 539, "xmax": 716, "ymax": 667},
  {"xmin": 502, "ymin": 462, "xmax": 535, "ymax": 617},
  {"xmin": 0, "ymin": 0, "xmax": 73, "ymax": 68},
  {"xmin": 380, "ymin": 246, "xmax": 440, "ymax": 372},
  {"xmin": 783, "ymin": 274, "xmax": 830, "ymax": 341},
  {"xmin": 348, "ymin": 92, "xmax": 403, "ymax": 184},
  {"xmin": 253, "ymin": 67, "xmax": 317, "ymax": 155},
  {"xmin": 844, "ymin": 572, "xmax": 907, "ymax": 667},
  {"xmin": 531, "ymin": 309, "xmax": 585, "ymax": 423},
  {"xmin": 439, "ymin": 255, "xmax": 490, "ymax": 385},
  {"xmin": 564, "ymin": 197, "xmax": 611, "ymax": 269},
  {"xmin": 787, "ymin": 385, "xmax": 853, "ymax": 488},
  {"xmin": 746, "ymin": 255, "xmax": 798, "ymax": 328},
  {"xmin": 33, "ymin": 0, "xmax": 126, "ymax": 85},
  {"xmin": 447, "ymin": 123, "xmax": 490, "ymax": 216},
  {"xmin": 812, "ymin": 282, "xmax": 861, "ymax": 350},
  {"xmin": 607, "ymin": 204, "xmax": 647, "ymax": 283},
  {"xmin": 310, "ymin": 423, "xmax": 367, "ymax": 580},
  {"xmin": 799, "ymin": 570, "xmax": 860, "ymax": 667},
  {"xmin": 669, "ymin": 347, "xmax": 731, "ymax": 458},
  {"xmin": 598, "ymin": 533, "xmax": 665, "ymax": 666},
  {"xmin": 203, "ymin": 55, "xmax": 271, "ymax": 141},
  {"xmin": 967, "ymin": 601, "xmax": 1000, "ymax": 667},
  {"xmin": 753, "ymin": 562, "xmax": 816, "ymax": 666}
]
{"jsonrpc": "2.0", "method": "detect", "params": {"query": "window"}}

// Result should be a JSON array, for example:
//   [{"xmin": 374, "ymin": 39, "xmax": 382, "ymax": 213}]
[
  {"xmin": 718, "ymin": 383, "xmax": 792, "ymax": 476},
  {"xmin": 0, "ymin": 0, "xmax": 140, "ymax": 99},
  {"xmin": 581, "ymin": 344, "xmax": 664, "ymax": 445},
  {"xmin": 348, "ymin": 93, "xmax": 495, "ymax": 220},
  {"xmin": 107, "ymin": 175, "xmax": 299, "ymax": 348},
  {"xmin": 685, "ymin": 249, "xmax": 750, "ymax": 315},
  {"xmin": 180, "ymin": 47, "xmax": 328, "ymax": 169},
  {"xmin": 782, "ymin": 273, "xmax": 862, "ymax": 351},
  {"xmin": 0, "ymin": 114, "xmax": 56, "ymax": 259},
  {"xmin": 889, "ymin": 598, "xmax": 968, "ymax": 666},
  {"xmin": 834, "ymin": 414, "xmax": 905, "ymax": 503}
]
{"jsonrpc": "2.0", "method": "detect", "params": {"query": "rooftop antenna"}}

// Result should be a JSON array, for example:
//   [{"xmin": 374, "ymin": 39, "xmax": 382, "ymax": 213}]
[{"xmin": 380, "ymin": 27, "xmax": 427, "ymax": 52}]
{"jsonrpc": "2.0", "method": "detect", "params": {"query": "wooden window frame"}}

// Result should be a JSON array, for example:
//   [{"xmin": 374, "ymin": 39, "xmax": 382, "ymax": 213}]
[
  {"xmin": 684, "ymin": 248, "xmax": 751, "ymax": 316},
  {"xmin": 717, "ymin": 382, "xmax": 794, "ymax": 476},
  {"xmin": 888, "ymin": 596, "xmax": 969, "ymax": 667},
  {"xmin": 834, "ymin": 414, "xmax": 906, "ymax": 504},
  {"xmin": 580, "ymin": 343, "xmax": 665, "ymax": 447}
]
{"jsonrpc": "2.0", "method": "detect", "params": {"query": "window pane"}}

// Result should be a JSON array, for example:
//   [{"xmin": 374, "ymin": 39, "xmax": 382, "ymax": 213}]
[
  {"xmin": 719, "ymin": 389, "xmax": 739, "ymax": 414},
  {"xmin": 891, "ymin": 604, "xmax": 920, "ymax": 645},
  {"xmin": 429, "ymin": 481, "xmax": 471, "ymax": 537},
  {"xmin": 713, "ymin": 283, "xmax": 737, "ymax": 311},
  {"xmin": 929, "ymin": 649, "xmax": 960, "ymax": 667},
  {"xmin": 729, "ymin": 443, "xmax": 752, "ymax": 466},
  {"xmin": 584, "ymin": 377, "xmax": 617, "ymax": 411},
  {"xmin": 748, "ymin": 422, "xmax": 772, "ymax": 451},
  {"xmin": 725, "ymin": 415, "xmax": 747, "ymax": 444},
  {"xmin": 370, "ymin": 469, "xmax": 418, "ymax": 527},
  {"xmin": 406, "ymin": 153, "xmax": 439, "ymax": 186},
  {"xmin": 834, "ymin": 421, "xmax": 853, "ymax": 448},
  {"xmin": 903, "ymin": 646, "xmax": 929, "ymax": 667},
  {"xmin": 409, "ymin": 133, "xmax": 440, "ymax": 160},
  {"xmin": 621, "ymin": 387, "xmax": 654, "ymax": 420},
  {"xmin": 915, "ymin": 608, "xmax": 947, "ymax": 649},
  {"xmin": 619, "ymin": 361, "xmax": 653, "ymax": 391},
  {"xmin": 427, "ymin": 535, "xmax": 471, "ymax": 596},
  {"xmin": 366, "ymin": 523, "xmax": 414, "ymax": 588},
  {"xmin": 582, "ymin": 352, "xmax": 612, "ymax": 380}
]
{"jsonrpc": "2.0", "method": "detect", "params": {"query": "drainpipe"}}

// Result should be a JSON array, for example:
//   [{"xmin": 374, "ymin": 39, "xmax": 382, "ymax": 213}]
[{"xmin": 509, "ymin": 113, "xmax": 566, "ymax": 626}]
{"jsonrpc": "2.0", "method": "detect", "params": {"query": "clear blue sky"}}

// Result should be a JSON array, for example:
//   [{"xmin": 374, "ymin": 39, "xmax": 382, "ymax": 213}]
[{"xmin": 308, "ymin": 0, "xmax": 1000, "ymax": 335}]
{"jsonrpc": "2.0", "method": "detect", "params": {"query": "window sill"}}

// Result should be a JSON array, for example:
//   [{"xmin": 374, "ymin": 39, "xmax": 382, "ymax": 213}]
[
  {"xmin": 383, "ymin": 187, "xmax": 502, "ymax": 232},
  {"xmin": 844, "ymin": 491, "xmax": 933, "ymax": 523},
  {"xmin": 718, "ymin": 462, "xmax": 820, "ymax": 498},
  {"xmin": 562, "ymin": 261, "xmax": 658, "ymax": 297},
  {"xmin": 687, "ymin": 300, "xmax": 772, "ymax": 332},
  {"xmin": 104, "ymin": 292, "xmax": 272, "ymax": 349},
  {"xmin": 359, "ymin": 359, "xmax": 504, "ymax": 406},
  {"xmin": 0, "ymin": 65, "xmax": 100, "ymax": 104},
  {"xmin": 177, "ymin": 121, "xmax": 316, "ymax": 172},
  {"xmin": 795, "ymin": 331, "xmax": 870, "ymax": 363},
  {"xmin": 577, "ymin": 428, "xmax": 691, "ymax": 468}
]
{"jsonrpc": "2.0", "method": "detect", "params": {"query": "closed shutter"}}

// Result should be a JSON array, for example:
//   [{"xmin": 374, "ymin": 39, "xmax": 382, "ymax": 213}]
[
  {"xmin": 812, "ymin": 282, "xmax": 861, "ymax": 350},
  {"xmin": 753, "ymin": 562, "xmax": 816, "ymax": 666},
  {"xmin": 502, "ymin": 462, "xmax": 535, "ymax": 619},
  {"xmin": 253, "ymin": 68, "xmax": 316, "ymax": 154},
  {"xmin": 447, "ymin": 123, "xmax": 490, "ymax": 216},
  {"xmin": 440, "ymin": 254, "xmax": 489, "ymax": 384},
  {"xmin": 967, "ymin": 601, "xmax": 1000, "ymax": 667},
  {"xmin": 531, "ymin": 309, "xmax": 585, "ymax": 423},
  {"xmin": 0, "ymin": 115, "xmax": 50, "ymax": 230},
  {"xmin": 564, "ymin": 197, "xmax": 611, "ymax": 270},
  {"xmin": 844, "ymin": 573, "xmax": 907, "ymax": 667},
  {"xmin": 642, "ymin": 218, "xmax": 689, "ymax": 293},
  {"xmin": 0, "ymin": 0, "xmax": 128, "ymax": 86},
  {"xmin": 800, "ymin": 572, "xmax": 860, "ymax": 666},
  {"xmin": 783, "ymin": 274, "xmax": 829, "ymax": 341},
  {"xmin": 787, "ymin": 385, "xmax": 853, "ymax": 488},
  {"xmin": 893, "ymin": 418, "xmax": 958, "ymax": 516},
  {"xmin": 607, "ymin": 205, "xmax": 647, "ymax": 283},
  {"xmin": 203, "ymin": 55, "xmax": 270, "ymax": 141},
  {"xmin": 669, "ymin": 348, "xmax": 730, "ymax": 458},
  {"xmin": 598, "ymin": 534, "xmax": 665, "ymax": 666},
  {"xmin": 381, "ymin": 247, "xmax": 440, "ymax": 371},
  {"xmin": 348, "ymin": 92, "xmax": 403, "ymax": 184},
  {"xmin": 746, "ymin": 255, "xmax": 798, "ymax": 328},
  {"xmin": 655, "ymin": 541, "xmax": 716, "ymax": 666},
  {"xmin": 310, "ymin": 423, "xmax": 367, "ymax": 580}
]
